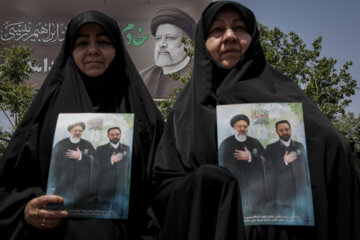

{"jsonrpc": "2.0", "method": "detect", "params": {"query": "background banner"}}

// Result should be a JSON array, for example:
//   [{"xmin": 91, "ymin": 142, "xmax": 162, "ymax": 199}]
[{"xmin": 0, "ymin": 0, "xmax": 211, "ymax": 89}]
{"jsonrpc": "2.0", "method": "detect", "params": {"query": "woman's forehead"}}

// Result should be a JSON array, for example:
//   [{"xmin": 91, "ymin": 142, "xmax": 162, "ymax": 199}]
[
  {"xmin": 213, "ymin": 8, "xmax": 244, "ymax": 23},
  {"xmin": 75, "ymin": 23, "xmax": 106, "ymax": 36}
]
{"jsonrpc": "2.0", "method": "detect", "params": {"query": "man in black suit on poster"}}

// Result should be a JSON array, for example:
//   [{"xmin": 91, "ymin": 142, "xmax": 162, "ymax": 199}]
[
  {"xmin": 96, "ymin": 127, "xmax": 131, "ymax": 214},
  {"xmin": 266, "ymin": 120, "xmax": 310, "ymax": 216}
]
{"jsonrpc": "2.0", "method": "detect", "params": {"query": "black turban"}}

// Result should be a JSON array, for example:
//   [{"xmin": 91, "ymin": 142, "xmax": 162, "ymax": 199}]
[
  {"xmin": 67, "ymin": 121, "xmax": 86, "ymax": 131},
  {"xmin": 230, "ymin": 114, "xmax": 250, "ymax": 127},
  {"xmin": 150, "ymin": 7, "xmax": 196, "ymax": 40}
]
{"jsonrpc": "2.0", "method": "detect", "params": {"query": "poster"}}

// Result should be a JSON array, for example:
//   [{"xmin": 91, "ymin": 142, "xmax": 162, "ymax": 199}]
[
  {"xmin": 46, "ymin": 113, "xmax": 134, "ymax": 219},
  {"xmin": 217, "ymin": 103, "xmax": 314, "ymax": 225}
]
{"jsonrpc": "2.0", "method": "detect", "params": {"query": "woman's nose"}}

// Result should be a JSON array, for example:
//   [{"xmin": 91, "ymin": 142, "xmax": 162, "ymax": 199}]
[
  {"xmin": 223, "ymin": 28, "xmax": 237, "ymax": 42},
  {"xmin": 87, "ymin": 42, "xmax": 99, "ymax": 54}
]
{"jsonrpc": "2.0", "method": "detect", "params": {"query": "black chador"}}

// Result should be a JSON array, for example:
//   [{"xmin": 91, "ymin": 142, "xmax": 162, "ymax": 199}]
[
  {"xmin": 0, "ymin": 10, "xmax": 164, "ymax": 240},
  {"xmin": 151, "ymin": 1, "xmax": 360, "ymax": 240}
]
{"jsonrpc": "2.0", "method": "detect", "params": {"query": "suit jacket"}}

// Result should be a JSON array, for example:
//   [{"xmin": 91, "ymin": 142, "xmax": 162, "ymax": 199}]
[
  {"xmin": 95, "ymin": 143, "xmax": 131, "ymax": 207},
  {"xmin": 266, "ymin": 140, "xmax": 310, "ymax": 210}
]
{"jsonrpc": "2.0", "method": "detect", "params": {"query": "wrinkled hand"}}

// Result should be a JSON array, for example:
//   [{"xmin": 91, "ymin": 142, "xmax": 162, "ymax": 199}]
[
  {"xmin": 66, "ymin": 147, "xmax": 81, "ymax": 159},
  {"xmin": 284, "ymin": 151, "xmax": 297, "ymax": 164},
  {"xmin": 111, "ymin": 152, "xmax": 123, "ymax": 164},
  {"xmin": 24, "ymin": 195, "xmax": 68, "ymax": 229},
  {"xmin": 234, "ymin": 147, "xmax": 250, "ymax": 161}
]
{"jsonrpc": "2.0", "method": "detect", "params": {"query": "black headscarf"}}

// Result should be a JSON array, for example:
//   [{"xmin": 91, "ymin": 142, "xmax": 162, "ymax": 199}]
[
  {"xmin": 0, "ymin": 10, "xmax": 164, "ymax": 240},
  {"xmin": 152, "ymin": 1, "xmax": 360, "ymax": 240}
]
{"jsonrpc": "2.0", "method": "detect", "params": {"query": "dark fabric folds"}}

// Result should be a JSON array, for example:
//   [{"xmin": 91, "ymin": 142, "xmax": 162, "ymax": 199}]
[
  {"xmin": 0, "ymin": 10, "xmax": 164, "ymax": 240},
  {"xmin": 151, "ymin": 1, "xmax": 360, "ymax": 240}
]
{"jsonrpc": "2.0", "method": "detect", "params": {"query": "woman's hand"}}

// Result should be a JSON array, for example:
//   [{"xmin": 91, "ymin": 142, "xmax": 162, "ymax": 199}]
[{"xmin": 24, "ymin": 195, "xmax": 68, "ymax": 229}]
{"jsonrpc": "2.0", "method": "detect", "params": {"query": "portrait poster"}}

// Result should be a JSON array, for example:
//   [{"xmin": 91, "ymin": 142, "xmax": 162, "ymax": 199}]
[
  {"xmin": 216, "ymin": 103, "xmax": 314, "ymax": 226},
  {"xmin": 46, "ymin": 113, "xmax": 134, "ymax": 219}
]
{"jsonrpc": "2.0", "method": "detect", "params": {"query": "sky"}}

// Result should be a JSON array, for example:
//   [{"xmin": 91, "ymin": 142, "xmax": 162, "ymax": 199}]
[{"xmin": 231, "ymin": 0, "xmax": 360, "ymax": 115}]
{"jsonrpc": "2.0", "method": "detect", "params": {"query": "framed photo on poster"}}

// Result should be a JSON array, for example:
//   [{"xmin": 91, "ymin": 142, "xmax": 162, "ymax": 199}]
[
  {"xmin": 46, "ymin": 113, "xmax": 134, "ymax": 219},
  {"xmin": 217, "ymin": 103, "xmax": 314, "ymax": 226}
]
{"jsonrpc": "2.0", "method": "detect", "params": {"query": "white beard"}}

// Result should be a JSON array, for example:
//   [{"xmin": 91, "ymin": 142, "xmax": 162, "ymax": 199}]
[
  {"xmin": 70, "ymin": 136, "xmax": 80, "ymax": 143},
  {"xmin": 154, "ymin": 46, "xmax": 187, "ymax": 67},
  {"xmin": 234, "ymin": 133, "xmax": 247, "ymax": 142}
]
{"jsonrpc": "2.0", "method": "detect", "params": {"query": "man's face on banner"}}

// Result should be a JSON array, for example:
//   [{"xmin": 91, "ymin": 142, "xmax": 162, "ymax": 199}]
[
  {"xmin": 69, "ymin": 125, "xmax": 84, "ymax": 139},
  {"xmin": 276, "ymin": 122, "xmax": 292, "ymax": 141},
  {"xmin": 154, "ymin": 23, "xmax": 187, "ymax": 67},
  {"xmin": 233, "ymin": 120, "xmax": 248, "ymax": 136}
]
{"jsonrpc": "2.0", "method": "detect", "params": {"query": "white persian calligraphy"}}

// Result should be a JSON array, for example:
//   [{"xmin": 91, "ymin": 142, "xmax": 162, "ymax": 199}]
[
  {"xmin": 1, "ymin": 21, "xmax": 66, "ymax": 43},
  {"xmin": 29, "ymin": 57, "xmax": 55, "ymax": 73}
]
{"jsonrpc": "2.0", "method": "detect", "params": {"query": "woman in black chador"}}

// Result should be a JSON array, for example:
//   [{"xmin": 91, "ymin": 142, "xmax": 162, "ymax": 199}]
[
  {"xmin": 151, "ymin": 1, "xmax": 360, "ymax": 240},
  {"xmin": 0, "ymin": 11, "xmax": 164, "ymax": 240}
]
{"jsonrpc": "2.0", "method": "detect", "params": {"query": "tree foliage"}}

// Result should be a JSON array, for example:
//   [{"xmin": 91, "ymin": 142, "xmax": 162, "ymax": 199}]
[
  {"xmin": 258, "ymin": 24, "xmax": 359, "ymax": 164},
  {"xmin": 0, "ymin": 42, "xmax": 38, "ymax": 157},
  {"xmin": 259, "ymin": 24, "xmax": 358, "ymax": 121},
  {"xmin": 333, "ymin": 112, "xmax": 360, "ymax": 165}
]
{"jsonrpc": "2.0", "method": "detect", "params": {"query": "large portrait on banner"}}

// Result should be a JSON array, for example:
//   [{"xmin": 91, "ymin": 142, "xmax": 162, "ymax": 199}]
[
  {"xmin": 217, "ymin": 102, "xmax": 314, "ymax": 226},
  {"xmin": 139, "ymin": 7, "xmax": 196, "ymax": 100}
]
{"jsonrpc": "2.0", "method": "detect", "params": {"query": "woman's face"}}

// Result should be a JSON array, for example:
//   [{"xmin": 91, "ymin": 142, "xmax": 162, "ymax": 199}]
[
  {"xmin": 205, "ymin": 8, "xmax": 252, "ymax": 68},
  {"xmin": 73, "ymin": 23, "xmax": 116, "ymax": 77}
]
